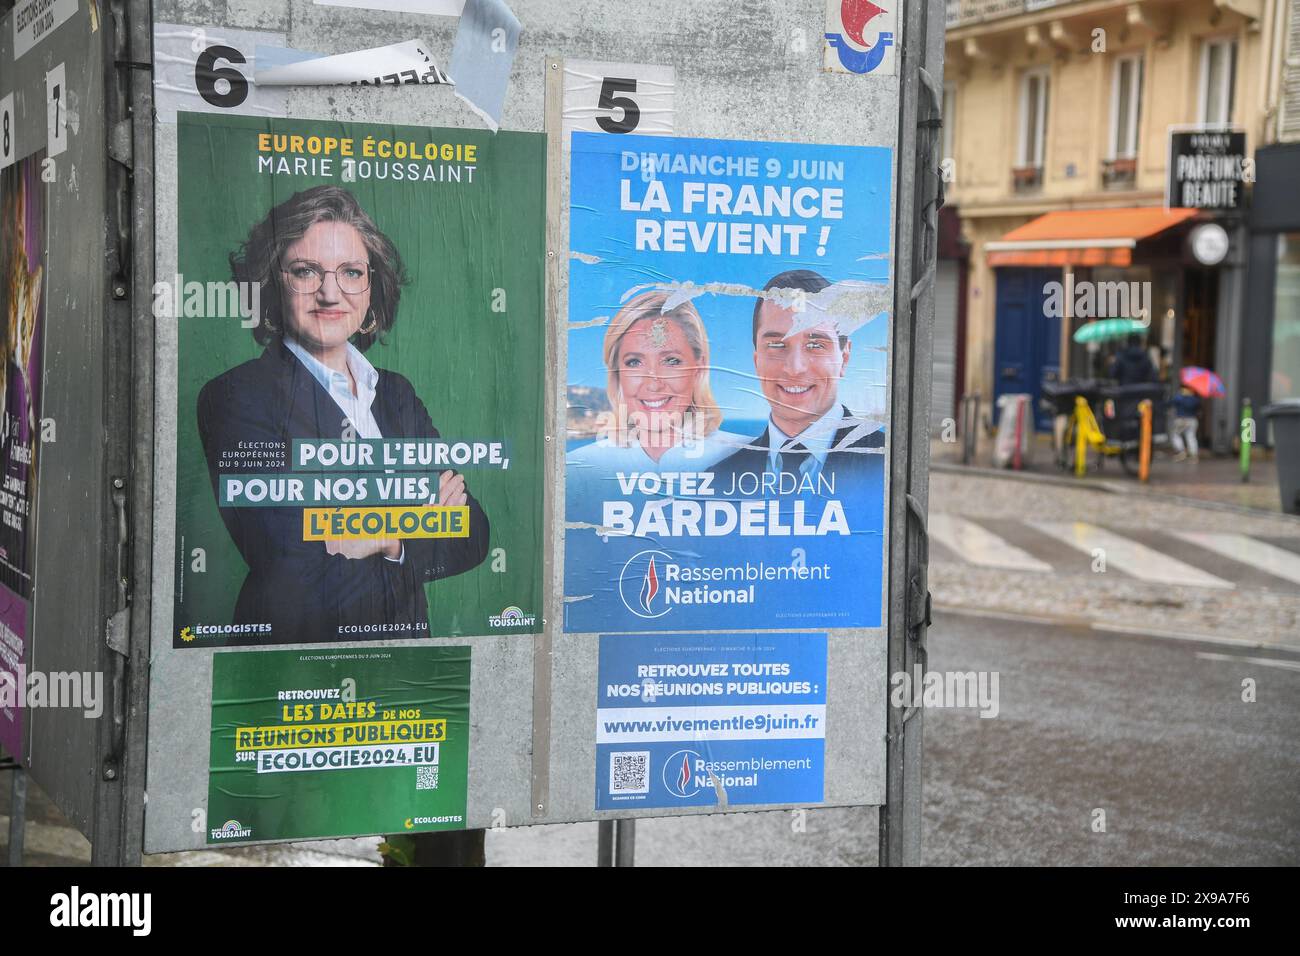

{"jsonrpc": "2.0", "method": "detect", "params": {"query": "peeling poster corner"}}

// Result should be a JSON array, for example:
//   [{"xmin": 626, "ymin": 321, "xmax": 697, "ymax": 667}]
[
  {"xmin": 448, "ymin": 0, "xmax": 521, "ymax": 132},
  {"xmin": 254, "ymin": 39, "xmax": 450, "ymax": 87},
  {"xmin": 313, "ymin": 0, "xmax": 467, "ymax": 15}
]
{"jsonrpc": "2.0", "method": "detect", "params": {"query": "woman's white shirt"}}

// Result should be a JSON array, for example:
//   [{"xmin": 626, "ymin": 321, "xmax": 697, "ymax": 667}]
[{"xmin": 285, "ymin": 338, "xmax": 383, "ymax": 439}]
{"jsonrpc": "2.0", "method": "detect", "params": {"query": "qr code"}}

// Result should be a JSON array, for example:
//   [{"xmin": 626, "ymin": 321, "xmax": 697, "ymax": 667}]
[
  {"xmin": 609, "ymin": 751, "xmax": 650, "ymax": 794},
  {"xmin": 416, "ymin": 765, "xmax": 440, "ymax": 791}
]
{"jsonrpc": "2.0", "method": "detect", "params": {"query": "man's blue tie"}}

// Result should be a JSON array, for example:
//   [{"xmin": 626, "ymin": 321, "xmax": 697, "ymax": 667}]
[{"xmin": 767, "ymin": 442, "xmax": 821, "ymax": 495}]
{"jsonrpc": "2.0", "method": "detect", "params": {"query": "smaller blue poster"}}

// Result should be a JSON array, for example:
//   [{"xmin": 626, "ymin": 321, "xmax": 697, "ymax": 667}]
[{"xmin": 595, "ymin": 632, "xmax": 827, "ymax": 811}]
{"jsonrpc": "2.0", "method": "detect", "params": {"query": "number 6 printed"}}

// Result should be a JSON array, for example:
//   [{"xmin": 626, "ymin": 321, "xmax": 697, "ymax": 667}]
[{"xmin": 195, "ymin": 45, "xmax": 251, "ymax": 109}]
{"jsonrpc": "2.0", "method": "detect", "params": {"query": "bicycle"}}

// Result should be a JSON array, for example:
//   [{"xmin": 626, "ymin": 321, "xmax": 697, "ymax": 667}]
[{"xmin": 1058, "ymin": 394, "xmax": 1143, "ymax": 476}]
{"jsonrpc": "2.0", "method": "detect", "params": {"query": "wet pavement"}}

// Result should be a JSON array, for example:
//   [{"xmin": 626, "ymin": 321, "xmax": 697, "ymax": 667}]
[{"xmin": 921, "ymin": 610, "xmax": 1300, "ymax": 866}]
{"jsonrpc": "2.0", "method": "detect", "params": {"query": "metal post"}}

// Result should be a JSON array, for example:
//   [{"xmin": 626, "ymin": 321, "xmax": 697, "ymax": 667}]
[
  {"xmin": 960, "ymin": 393, "xmax": 980, "ymax": 465},
  {"xmin": 881, "ymin": 0, "xmax": 942, "ymax": 868},
  {"xmin": 1060, "ymin": 264, "xmax": 1073, "ymax": 380},
  {"xmin": 1012, "ymin": 397, "xmax": 1025, "ymax": 471},
  {"xmin": 596, "ymin": 819, "xmax": 636, "ymax": 867},
  {"xmin": 1241, "ymin": 397, "xmax": 1252, "ymax": 482},
  {"xmin": 7, "ymin": 767, "xmax": 26, "ymax": 867},
  {"xmin": 597, "ymin": 820, "xmax": 612, "ymax": 866},
  {"xmin": 412, "ymin": 829, "xmax": 486, "ymax": 866},
  {"xmin": 90, "ymin": 0, "xmax": 154, "ymax": 867},
  {"xmin": 1075, "ymin": 396, "xmax": 1088, "ymax": 477},
  {"xmin": 615, "ymin": 819, "xmax": 635, "ymax": 866},
  {"xmin": 1139, "ymin": 399, "xmax": 1152, "ymax": 482}
]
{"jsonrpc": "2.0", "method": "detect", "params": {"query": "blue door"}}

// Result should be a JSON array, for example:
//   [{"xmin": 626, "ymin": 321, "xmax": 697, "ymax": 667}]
[{"xmin": 994, "ymin": 267, "xmax": 1061, "ymax": 431}]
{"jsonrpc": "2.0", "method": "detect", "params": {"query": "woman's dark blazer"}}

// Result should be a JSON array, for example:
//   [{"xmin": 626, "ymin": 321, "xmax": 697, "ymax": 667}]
[{"xmin": 196, "ymin": 339, "xmax": 489, "ymax": 644}]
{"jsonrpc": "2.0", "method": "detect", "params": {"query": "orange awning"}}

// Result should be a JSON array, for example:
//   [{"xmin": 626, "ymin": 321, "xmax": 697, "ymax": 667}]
[{"xmin": 985, "ymin": 207, "xmax": 1199, "ymax": 268}]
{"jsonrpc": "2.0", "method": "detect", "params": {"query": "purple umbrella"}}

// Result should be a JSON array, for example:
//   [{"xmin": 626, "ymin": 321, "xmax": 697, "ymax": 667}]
[{"xmin": 1181, "ymin": 366, "xmax": 1225, "ymax": 398}]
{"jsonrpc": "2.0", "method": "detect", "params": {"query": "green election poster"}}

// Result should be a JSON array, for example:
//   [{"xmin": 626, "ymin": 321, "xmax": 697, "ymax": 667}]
[
  {"xmin": 207, "ymin": 646, "xmax": 470, "ymax": 843},
  {"xmin": 171, "ymin": 112, "xmax": 545, "ymax": 647}
]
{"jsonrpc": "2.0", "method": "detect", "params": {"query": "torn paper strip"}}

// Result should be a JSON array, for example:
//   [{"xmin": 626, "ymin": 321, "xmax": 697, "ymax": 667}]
[
  {"xmin": 314, "ymin": 0, "xmax": 466, "ymax": 13},
  {"xmin": 449, "ymin": 0, "xmax": 520, "ymax": 131},
  {"xmin": 254, "ymin": 39, "xmax": 450, "ymax": 87}
]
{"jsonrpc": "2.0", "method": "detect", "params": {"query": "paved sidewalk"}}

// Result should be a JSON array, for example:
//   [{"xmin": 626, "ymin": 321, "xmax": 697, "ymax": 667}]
[{"xmin": 931, "ymin": 433, "xmax": 1288, "ymax": 515}]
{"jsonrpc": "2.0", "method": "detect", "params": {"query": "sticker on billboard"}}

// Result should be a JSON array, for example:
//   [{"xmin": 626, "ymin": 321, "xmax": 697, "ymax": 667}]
[
  {"xmin": 564, "ymin": 131, "xmax": 892, "ymax": 632},
  {"xmin": 0, "ymin": 151, "xmax": 48, "ymax": 760},
  {"xmin": 822, "ymin": 0, "xmax": 897, "ymax": 76},
  {"xmin": 596, "ymin": 632, "xmax": 827, "ymax": 810},
  {"xmin": 170, "ymin": 113, "xmax": 545, "ymax": 647},
  {"xmin": 206, "ymin": 646, "xmax": 469, "ymax": 843}
]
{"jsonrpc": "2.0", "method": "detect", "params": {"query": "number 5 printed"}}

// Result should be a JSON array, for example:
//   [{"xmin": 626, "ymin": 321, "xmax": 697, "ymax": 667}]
[
  {"xmin": 0, "ymin": 93, "xmax": 14, "ymax": 170},
  {"xmin": 596, "ymin": 77, "xmax": 640, "ymax": 134},
  {"xmin": 46, "ymin": 63, "xmax": 67, "ymax": 159}
]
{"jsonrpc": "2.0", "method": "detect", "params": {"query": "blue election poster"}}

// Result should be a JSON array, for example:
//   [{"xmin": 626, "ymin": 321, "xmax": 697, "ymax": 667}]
[
  {"xmin": 595, "ymin": 632, "xmax": 828, "ymax": 811},
  {"xmin": 564, "ymin": 132, "xmax": 892, "ymax": 633}
]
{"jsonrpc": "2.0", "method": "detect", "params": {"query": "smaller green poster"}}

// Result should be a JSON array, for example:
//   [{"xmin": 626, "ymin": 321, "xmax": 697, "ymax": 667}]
[{"xmin": 207, "ymin": 646, "xmax": 469, "ymax": 844}]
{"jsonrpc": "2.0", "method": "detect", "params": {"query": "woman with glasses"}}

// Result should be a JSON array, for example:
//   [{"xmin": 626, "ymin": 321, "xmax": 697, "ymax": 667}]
[{"xmin": 196, "ymin": 184, "xmax": 489, "ymax": 644}]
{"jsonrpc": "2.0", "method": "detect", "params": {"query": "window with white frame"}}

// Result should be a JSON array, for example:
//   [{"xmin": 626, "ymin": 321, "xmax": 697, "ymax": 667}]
[
  {"xmin": 1199, "ymin": 37, "xmax": 1237, "ymax": 125},
  {"xmin": 1110, "ymin": 54, "xmax": 1143, "ymax": 159},
  {"xmin": 1019, "ymin": 67, "xmax": 1050, "ymax": 168},
  {"xmin": 942, "ymin": 83, "xmax": 956, "ymax": 163}
]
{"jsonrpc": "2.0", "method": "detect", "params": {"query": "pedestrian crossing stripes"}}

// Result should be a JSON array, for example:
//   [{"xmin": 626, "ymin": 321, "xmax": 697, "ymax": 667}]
[
  {"xmin": 928, "ymin": 514, "xmax": 1052, "ymax": 572},
  {"xmin": 1028, "ymin": 521, "xmax": 1234, "ymax": 589},
  {"xmin": 929, "ymin": 515, "xmax": 1300, "ymax": 592},
  {"xmin": 1170, "ymin": 532, "xmax": 1300, "ymax": 588}
]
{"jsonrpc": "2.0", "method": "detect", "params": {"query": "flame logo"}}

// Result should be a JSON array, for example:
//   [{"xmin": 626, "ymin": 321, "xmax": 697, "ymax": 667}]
[
  {"xmin": 639, "ymin": 556, "xmax": 660, "ymax": 614},
  {"xmin": 676, "ymin": 753, "xmax": 691, "ymax": 793},
  {"xmin": 662, "ymin": 749, "xmax": 702, "ymax": 797},
  {"xmin": 841, "ymin": 0, "xmax": 885, "ymax": 46},
  {"xmin": 618, "ymin": 550, "xmax": 673, "ymax": 618}
]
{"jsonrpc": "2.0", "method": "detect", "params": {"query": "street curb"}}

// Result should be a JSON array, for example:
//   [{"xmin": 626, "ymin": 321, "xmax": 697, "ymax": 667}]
[
  {"xmin": 929, "ymin": 461, "xmax": 1300, "ymax": 525},
  {"xmin": 933, "ymin": 603, "xmax": 1300, "ymax": 656}
]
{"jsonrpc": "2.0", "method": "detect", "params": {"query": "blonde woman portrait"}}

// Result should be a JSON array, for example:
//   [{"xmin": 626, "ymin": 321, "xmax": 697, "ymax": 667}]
[{"xmin": 567, "ymin": 290, "xmax": 744, "ymax": 488}]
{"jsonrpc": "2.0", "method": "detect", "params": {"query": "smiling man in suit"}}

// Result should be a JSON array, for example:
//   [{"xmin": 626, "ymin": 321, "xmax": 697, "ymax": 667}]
[{"xmin": 715, "ymin": 269, "xmax": 884, "ymax": 496}]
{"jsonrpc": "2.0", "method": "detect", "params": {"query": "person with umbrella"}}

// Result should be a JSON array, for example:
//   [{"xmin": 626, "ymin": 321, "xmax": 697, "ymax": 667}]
[
  {"xmin": 1108, "ymin": 333, "xmax": 1157, "ymax": 386},
  {"xmin": 1170, "ymin": 366, "xmax": 1225, "ymax": 462},
  {"xmin": 1170, "ymin": 385, "xmax": 1201, "ymax": 462}
]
